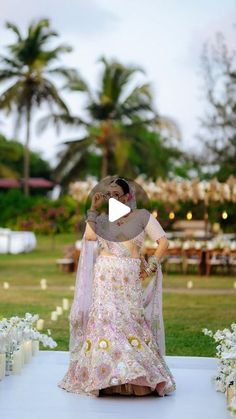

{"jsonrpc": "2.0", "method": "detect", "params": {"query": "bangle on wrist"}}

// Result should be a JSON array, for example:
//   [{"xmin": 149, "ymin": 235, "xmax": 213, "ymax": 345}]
[
  {"xmin": 146, "ymin": 255, "xmax": 161, "ymax": 274},
  {"xmin": 87, "ymin": 209, "xmax": 98, "ymax": 214},
  {"xmin": 86, "ymin": 209, "xmax": 98, "ymax": 223},
  {"xmin": 145, "ymin": 267, "xmax": 153, "ymax": 275},
  {"xmin": 86, "ymin": 219, "xmax": 97, "ymax": 224},
  {"xmin": 87, "ymin": 209, "xmax": 98, "ymax": 216}
]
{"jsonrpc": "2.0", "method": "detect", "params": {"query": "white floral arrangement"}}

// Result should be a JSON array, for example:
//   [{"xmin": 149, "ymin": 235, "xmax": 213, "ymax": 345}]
[
  {"xmin": 206, "ymin": 235, "xmax": 232, "ymax": 250},
  {"xmin": 182, "ymin": 239, "xmax": 204, "ymax": 250},
  {"xmin": 202, "ymin": 324, "xmax": 236, "ymax": 416},
  {"xmin": 167, "ymin": 238, "xmax": 235, "ymax": 251},
  {"xmin": 0, "ymin": 312, "xmax": 57, "ymax": 353},
  {"xmin": 69, "ymin": 175, "xmax": 236, "ymax": 204},
  {"xmin": 168, "ymin": 239, "xmax": 183, "ymax": 249}
]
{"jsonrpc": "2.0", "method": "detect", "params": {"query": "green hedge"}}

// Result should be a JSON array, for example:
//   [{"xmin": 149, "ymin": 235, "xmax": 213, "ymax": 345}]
[{"xmin": 0, "ymin": 189, "xmax": 235, "ymax": 233}]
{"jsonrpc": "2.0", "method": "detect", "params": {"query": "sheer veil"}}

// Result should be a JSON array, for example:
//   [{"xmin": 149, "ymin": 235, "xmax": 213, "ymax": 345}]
[{"xmin": 68, "ymin": 178, "xmax": 165, "ymax": 362}]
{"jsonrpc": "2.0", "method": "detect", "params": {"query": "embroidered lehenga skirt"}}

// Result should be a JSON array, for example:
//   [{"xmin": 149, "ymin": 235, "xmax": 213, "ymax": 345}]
[{"xmin": 58, "ymin": 255, "xmax": 176, "ymax": 397}]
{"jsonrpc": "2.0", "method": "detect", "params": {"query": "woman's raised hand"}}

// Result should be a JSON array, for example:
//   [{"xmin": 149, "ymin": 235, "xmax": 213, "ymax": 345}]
[{"xmin": 90, "ymin": 192, "xmax": 105, "ymax": 210}]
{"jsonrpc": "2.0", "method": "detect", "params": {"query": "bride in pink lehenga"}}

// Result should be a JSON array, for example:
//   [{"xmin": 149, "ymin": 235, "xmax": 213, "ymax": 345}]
[{"xmin": 58, "ymin": 177, "xmax": 176, "ymax": 397}]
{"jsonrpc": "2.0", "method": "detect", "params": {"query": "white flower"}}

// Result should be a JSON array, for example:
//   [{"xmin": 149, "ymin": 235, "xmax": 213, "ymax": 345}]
[
  {"xmin": 230, "ymin": 395, "xmax": 236, "ymax": 409},
  {"xmin": 202, "ymin": 328, "xmax": 213, "ymax": 337},
  {"xmin": 222, "ymin": 351, "xmax": 236, "ymax": 359},
  {"xmin": 0, "ymin": 313, "xmax": 57, "ymax": 351},
  {"xmin": 202, "ymin": 323, "xmax": 236, "ymax": 394}
]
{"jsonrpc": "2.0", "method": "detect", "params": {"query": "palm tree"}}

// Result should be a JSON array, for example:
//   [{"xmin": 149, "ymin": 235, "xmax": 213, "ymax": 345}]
[
  {"xmin": 39, "ymin": 57, "xmax": 180, "ymax": 185},
  {"xmin": 39, "ymin": 57, "xmax": 181, "ymax": 183},
  {"xmin": 38, "ymin": 56, "xmax": 158, "ymax": 180},
  {"xmin": 0, "ymin": 18, "xmax": 76, "ymax": 196}
]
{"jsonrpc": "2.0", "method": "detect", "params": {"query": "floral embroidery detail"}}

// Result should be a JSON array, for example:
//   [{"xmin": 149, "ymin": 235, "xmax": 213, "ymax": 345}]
[
  {"xmin": 96, "ymin": 363, "xmax": 112, "ymax": 380},
  {"xmin": 144, "ymin": 337, "xmax": 151, "ymax": 345},
  {"xmin": 128, "ymin": 335, "xmax": 142, "ymax": 349},
  {"xmin": 117, "ymin": 361, "xmax": 127, "ymax": 374},
  {"xmin": 111, "ymin": 348, "xmax": 122, "ymax": 360},
  {"xmin": 149, "ymin": 374, "xmax": 157, "ymax": 383},
  {"xmin": 110, "ymin": 376, "xmax": 120, "ymax": 385},
  {"xmin": 78, "ymin": 366, "xmax": 89, "ymax": 381},
  {"xmin": 100, "ymin": 274, "xmax": 105, "ymax": 281},
  {"xmin": 124, "ymin": 277, "xmax": 129, "ymax": 283},
  {"xmin": 84, "ymin": 339, "xmax": 92, "ymax": 352},
  {"xmin": 98, "ymin": 338, "xmax": 110, "ymax": 350}
]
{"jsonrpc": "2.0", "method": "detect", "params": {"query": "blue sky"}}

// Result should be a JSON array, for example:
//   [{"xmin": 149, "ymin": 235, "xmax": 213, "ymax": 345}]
[{"xmin": 0, "ymin": 0, "xmax": 235, "ymax": 165}]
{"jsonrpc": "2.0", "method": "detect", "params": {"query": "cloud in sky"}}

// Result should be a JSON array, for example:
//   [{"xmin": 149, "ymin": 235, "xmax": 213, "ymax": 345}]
[
  {"xmin": 1, "ymin": 0, "xmax": 119, "ymax": 37},
  {"xmin": 0, "ymin": 0, "xmax": 235, "ymax": 164}
]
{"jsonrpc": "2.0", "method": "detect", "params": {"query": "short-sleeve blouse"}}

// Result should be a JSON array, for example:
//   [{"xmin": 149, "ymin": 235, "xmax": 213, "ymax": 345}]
[{"xmin": 95, "ymin": 208, "xmax": 166, "ymax": 258}]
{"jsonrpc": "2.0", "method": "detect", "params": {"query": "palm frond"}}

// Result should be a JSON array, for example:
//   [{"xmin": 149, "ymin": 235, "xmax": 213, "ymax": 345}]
[
  {"xmin": 53, "ymin": 136, "xmax": 93, "ymax": 179},
  {"xmin": 155, "ymin": 115, "xmax": 182, "ymax": 140},
  {"xmin": 39, "ymin": 45, "xmax": 72, "ymax": 64},
  {"xmin": 0, "ymin": 56, "xmax": 22, "ymax": 69},
  {"xmin": 5, "ymin": 22, "xmax": 22, "ymax": 41},
  {"xmin": 59, "ymin": 69, "xmax": 88, "ymax": 92},
  {"xmin": 0, "ymin": 69, "xmax": 22, "ymax": 81},
  {"xmin": 37, "ymin": 112, "xmax": 88, "ymax": 135},
  {"xmin": 0, "ymin": 80, "xmax": 25, "ymax": 113},
  {"xmin": 98, "ymin": 56, "xmax": 145, "ymax": 104}
]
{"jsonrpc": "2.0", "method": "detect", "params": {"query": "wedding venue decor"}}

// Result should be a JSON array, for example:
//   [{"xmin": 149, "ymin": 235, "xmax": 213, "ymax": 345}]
[
  {"xmin": 69, "ymin": 176, "xmax": 236, "ymax": 240},
  {"xmin": 62, "ymin": 298, "xmax": 69, "ymax": 310},
  {"xmin": 40, "ymin": 278, "xmax": 48, "ymax": 290},
  {"xmin": 68, "ymin": 177, "xmax": 236, "ymax": 277},
  {"xmin": 51, "ymin": 311, "xmax": 58, "ymax": 321},
  {"xmin": 0, "ymin": 313, "xmax": 57, "ymax": 379},
  {"xmin": 69, "ymin": 176, "xmax": 236, "ymax": 205},
  {"xmin": 202, "ymin": 324, "xmax": 236, "ymax": 416},
  {"xmin": 56, "ymin": 306, "xmax": 63, "ymax": 316},
  {"xmin": 50, "ymin": 297, "xmax": 71, "ymax": 322},
  {"xmin": 0, "ymin": 228, "xmax": 36, "ymax": 254},
  {"xmin": 136, "ymin": 175, "xmax": 236, "ymax": 205},
  {"xmin": 36, "ymin": 319, "xmax": 44, "ymax": 331},
  {"xmin": 143, "ymin": 236, "xmax": 236, "ymax": 275}
]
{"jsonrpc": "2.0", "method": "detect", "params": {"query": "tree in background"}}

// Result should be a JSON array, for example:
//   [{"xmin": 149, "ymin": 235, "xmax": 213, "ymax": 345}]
[
  {"xmin": 0, "ymin": 134, "xmax": 51, "ymax": 181},
  {"xmin": 198, "ymin": 32, "xmax": 236, "ymax": 180},
  {"xmin": 0, "ymin": 18, "xmax": 75, "ymax": 196},
  {"xmin": 38, "ymin": 56, "xmax": 181, "ymax": 186}
]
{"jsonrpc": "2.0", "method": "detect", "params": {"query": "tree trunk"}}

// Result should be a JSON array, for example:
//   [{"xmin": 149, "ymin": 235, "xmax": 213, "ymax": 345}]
[
  {"xmin": 24, "ymin": 107, "xmax": 31, "ymax": 197},
  {"xmin": 101, "ymin": 145, "xmax": 108, "ymax": 179}
]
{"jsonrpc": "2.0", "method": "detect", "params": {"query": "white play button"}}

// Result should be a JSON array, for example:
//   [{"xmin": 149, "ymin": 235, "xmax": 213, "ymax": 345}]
[
  {"xmin": 86, "ymin": 177, "xmax": 150, "ymax": 241},
  {"xmin": 108, "ymin": 198, "xmax": 131, "ymax": 222}
]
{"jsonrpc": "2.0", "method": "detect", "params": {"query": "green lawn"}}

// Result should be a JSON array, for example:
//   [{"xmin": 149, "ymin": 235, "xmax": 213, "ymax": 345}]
[{"xmin": 0, "ymin": 233, "xmax": 235, "ymax": 357}]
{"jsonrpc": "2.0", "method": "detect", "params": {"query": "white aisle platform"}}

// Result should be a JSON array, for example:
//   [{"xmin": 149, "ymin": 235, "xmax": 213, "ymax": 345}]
[{"xmin": 0, "ymin": 351, "xmax": 230, "ymax": 419}]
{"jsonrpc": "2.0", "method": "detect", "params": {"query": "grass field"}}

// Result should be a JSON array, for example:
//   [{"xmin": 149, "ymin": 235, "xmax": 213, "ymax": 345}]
[{"xmin": 0, "ymin": 233, "xmax": 235, "ymax": 357}]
